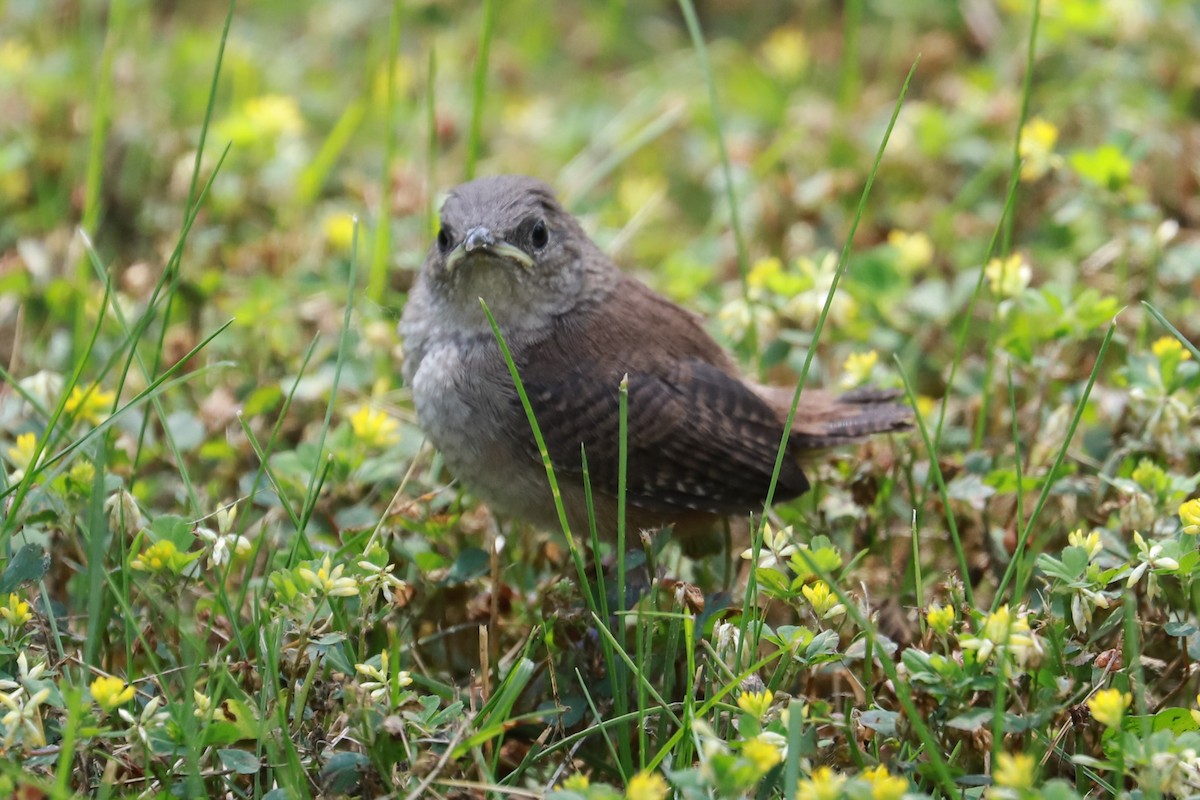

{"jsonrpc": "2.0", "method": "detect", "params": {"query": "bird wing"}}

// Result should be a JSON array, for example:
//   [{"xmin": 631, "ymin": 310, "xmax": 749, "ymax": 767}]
[
  {"xmin": 517, "ymin": 356, "xmax": 811, "ymax": 515},
  {"xmin": 509, "ymin": 277, "xmax": 811, "ymax": 515}
]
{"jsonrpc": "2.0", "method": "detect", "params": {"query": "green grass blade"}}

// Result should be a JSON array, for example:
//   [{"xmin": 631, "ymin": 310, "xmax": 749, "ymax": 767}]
[
  {"xmin": 995, "ymin": 322, "xmax": 1117, "ymax": 608},
  {"xmin": 740, "ymin": 58, "xmax": 922, "ymax": 665}
]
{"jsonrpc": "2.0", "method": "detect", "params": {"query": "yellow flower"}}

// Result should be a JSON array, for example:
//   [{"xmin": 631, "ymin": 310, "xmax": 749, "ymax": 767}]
[
  {"xmin": 349, "ymin": 404, "xmax": 400, "ymax": 448},
  {"xmin": 243, "ymin": 94, "xmax": 304, "ymax": 139},
  {"xmin": 740, "ymin": 523, "xmax": 797, "ymax": 569},
  {"xmin": 743, "ymin": 735, "xmax": 783, "ymax": 775},
  {"xmin": 984, "ymin": 254, "xmax": 1031, "ymax": 298},
  {"xmin": 926, "ymin": 603, "xmax": 955, "ymax": 635},
  {"xmin": 916, "ymin": 395, "xmax": 937, "ymax": 420},
  {"xmin": 69, "ymin": 459, "xmax": 96, "ymax": 487},
  {"xmin": 1181, "ymin": 498, "xmax": 1200, "ymax": 535},
  {"xmin": 1067, "ymin": 528, "xmax": 1103, "ymax": 559},
  {"xmin": 886, "ymin": 230, "xmax": 933, "ymax": 273},
  {"xmin": 784, "ymin": 253, "xmax": 857, "ymax": 329},
  {"xmin": 0, "ymin": 39, "xmax": 32, "ymax": 75},
  {"xmin": 625, "ymin": 770, "xmax": 669, "ymax": 800},
  {"xmin": 1087, "ymin": 688, "xmax": 1130, "ymax": 729},
  {"xmin": 797, "ymin": 767, "xmax": 846, "ymax": 800},
  {"xmin": 617, "ymin": 175, "xmax": 665, "ymax": 216},
  {"xmin": 194, "ymin": 689, "xmax": 213, "ymax": 718},
  {"xmin": 323, "ymin": 213, "xmax": 357, "ymax": 251},
  {"xmin": 64, "ymin": 384, "xmax": 116, "ymax": 425},
  {"xmin": 91, "ymin": 675, "xmax": 135, "ymax": 712},
  {"xmin": 801, "ymin": 581, "xmax": 846, "ymax": 620},
  {"xmin": 5, "ymin": 432, "xmax": 38, "ymax": 470},
  {"xmin": 130, "ymin": 540, "xmax": 180, "ymax": 573},
  {"xmin": 215, "ymin": 94, "xmax": 304, "ymax": 148},
  {"xmin": 960, "ymin": 605, "xmax": 1043, "ymax": 671},
  {"xmin": 558, "ymin": 774, "xmax": 590, "ymax": 791},
  {"xmin": 1151, "ymin": 335, "xmax": 1190, "ymax": 362},
  {"xmin": 0, "ymin": 593, "xmax": 32, "ymax": 628},
  {"xmin": 993, "ymin": 752, "xmax": 1035, "ymax": 789},
  {"xmin": 760, "ymin": 26, "xmax": 809, "ymax": 80},
  {"xmin": 737, "ymin": 689, "xmax": 774, "ymax": 721},
  {"xmin": 1018, "ymin": 118, "xmax": 1059, "ymax": 181},
  {"xmin": 1191, "ymin": 693, "xmax": 1200, "ymax": 727},
  {"xmin": 860, "ymin": 765, "xmax": 908, "ymax": 800},
  {"xmin": 840, "ymin": 350, "xmax": 879, "ymax": 389},
  {"xmin": 298, "ymin": 556, "xmax": 360, "ymax": 597}
]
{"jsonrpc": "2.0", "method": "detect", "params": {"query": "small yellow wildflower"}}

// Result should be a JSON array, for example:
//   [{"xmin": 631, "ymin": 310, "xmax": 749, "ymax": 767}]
[
  {"xmin": 1178, "ymin": 498, "xmax": 1200, "ymax": 535},
  {"xmin": 559, "ymin": 774, "xmax": 590, "ymax": 791},
  {"xmin": 887, "ymin": 230, "xmax": 933, "ymax": 273},
  {"xmin": 960, "ymin": 604, "xmax": 1036, "ymax": 666},
  {"xmin": 69, "ymin": 459, "xmax": 96, "ymax": 488},
  {"xmin": 194, "ymin": 689, "xmax": 213, "ymax": 719},
  {"xmin": 860, "ymin": 765, "xmax": 908, "ymax": 800},
  {"xmin": 130, "ymin": 540, "xmax": 181, "ymax": 573},
  {"xmin": 349, "ymin": 404, "xmax": 400, "ymax": 448},
  {"xmin": 0, "ymin": 593, "xmax": 32, "ymax": 629},
  {"xmin": 356, "ymin": 651, "xmax": 391, "ymax": 702},
  {"xmin": 840, "ymin": 350, "xmax": 879, "ymax": 389},
  {"xmin": 801, "ymin": 581, "xmax": 846, "ymax": 620},
  {"xmin": 743, "ymin": 734, "xmax": 784, "ymax": 775},
  {"xmin": 737, "ymin": 689, "xmax": 774, "ymax": 721},
  {"xmin": 0, "ymin": 685, "xmax": 51, "ymax": 746},
  {"xmin": 984, "ymin": 254, "xmax": 1031, "ymax": 298},
  {"xmin": 625, "ymin": 770, "xmax": 669, "ymax": 800},
  {"xmin": 64, "ymin": 384, "xmax": 116, "ymax": 425},
  {"xmin": 298, "ymin": 556, "xmax": 360, "ymax": 597},
  {"xmin": 1067, "ymin": 528, "xmax": 1104, "ymax": 559},
  {"xmin": 5, "ymin": 432, "xmax": 38, "ymax": 470},
  {"xmin": 323, "ymin": 213, "xmax": 357, "ymax": 251},
  {"xmin": 797, "ymin": 766, "xmax": 846, "ymax": 800},
  {"xmin": 992, "ymin": 752, "xmax": 1035, "ymax": 789},
  {"xmin": 1191, "ymin": 693, "xmax": 1200, "ymax": 727},
  {"xmin": 748, "ymin": 256, "xmax": 784, "ymax": 290},
  {"xmin": 617, "ymin": 175, "xmax": 665, "ymax": 216},
  {"xmin": 760, "ymin": 26, "xmax": 808, "ymax": 81},
  {"xmin": 1151, "ymin": 336, "xmax": 1190, "ymax": 362},
  {"xmin": 0, "ymin": 39, "xmax": 33, "ymax": 74},
  {"xmin": 740, "ymin": 523, "xmax": 797, "ymax": 569},
  {"xmin": 784, "ymin": 253, "xmax": 857, "ymax": 329},
  {"xmin": 243, "ymin": 94, "xmax": 304, "ymax": 139},
  {"xmin": 1087, "ymin": 688, "xmax": 1130, "ymax": 729},
  {"xmin": 926, "ymin": 603, "xmax": 955, "ymax": 635},
  {"xmin": 1018, "ymin": 118, "xmax": 1059, "ymax": 181},
  {"xmin": 91, "ymin": 675, "xmax": 135, "ymax": 712},
  {"xmin": 916, "ymin": 395, "xmax": 938, "ymax": 419}
]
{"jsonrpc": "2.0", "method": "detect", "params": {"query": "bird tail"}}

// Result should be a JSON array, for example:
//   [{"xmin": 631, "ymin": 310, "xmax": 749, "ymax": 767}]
[{"xmin": 754, "ymin": 386, "xmax": 913, "ymax": 449}]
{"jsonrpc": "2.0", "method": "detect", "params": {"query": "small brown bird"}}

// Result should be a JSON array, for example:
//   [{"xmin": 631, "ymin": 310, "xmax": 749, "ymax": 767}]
[{"xmin": 400, "ymin": 175, "xmax": 910, "ymax": 543}]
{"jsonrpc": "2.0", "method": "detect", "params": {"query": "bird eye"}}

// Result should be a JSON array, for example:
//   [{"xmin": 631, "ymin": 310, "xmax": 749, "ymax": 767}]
[
  {"xmin": 436, "ymin": 227, "xmax": 451, "ymax": 254},
  {"xmin": 531, "ymin": 219, "xmax": 549, "ymax": 250}
]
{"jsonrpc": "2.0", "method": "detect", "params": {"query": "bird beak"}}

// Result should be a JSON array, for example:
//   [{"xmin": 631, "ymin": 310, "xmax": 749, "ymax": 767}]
[{"xmin": 445, "ymin": 226, "xmax": 535, "ymax": 272}]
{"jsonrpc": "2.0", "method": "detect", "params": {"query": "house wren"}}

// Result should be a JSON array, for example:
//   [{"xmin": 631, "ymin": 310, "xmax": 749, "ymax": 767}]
[{"xmin": 400, "ymin": 176, "xmax": 910, "ymax": 542}]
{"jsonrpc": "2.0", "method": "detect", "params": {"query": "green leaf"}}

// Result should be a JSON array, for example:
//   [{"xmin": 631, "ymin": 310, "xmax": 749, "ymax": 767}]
[
  {"xmin": 319, "ymin": 752, "xmax": 372, "ymax": 795},
  {"xmin": 0, "ymin": 544, "xmax": 48, "ymax": 594},
  {"xmin": 442, "ymin": 547, "xmax": 489, "ymax": 585},
  {"xmin": 946, "ymin": 709, "xmax": 992, "ymax": 732},
  {"xmin": 149, "ymin": 515, "xmax": 194, "ymax": 548},
  {"xmin": 218, "ymin": 748, "xmax": 261, "ymax": 774}
]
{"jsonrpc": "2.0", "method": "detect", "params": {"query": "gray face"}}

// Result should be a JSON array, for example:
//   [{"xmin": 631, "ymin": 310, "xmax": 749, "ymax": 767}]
[{"xmin": 421, "ymin": 176, "xmax": 591, "ymax": 329}]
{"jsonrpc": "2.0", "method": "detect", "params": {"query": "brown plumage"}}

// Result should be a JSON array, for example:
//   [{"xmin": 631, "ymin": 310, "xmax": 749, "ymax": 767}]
[{"xmin": 400, "ymin": 175, "xmax": 910, "ymax": 541}]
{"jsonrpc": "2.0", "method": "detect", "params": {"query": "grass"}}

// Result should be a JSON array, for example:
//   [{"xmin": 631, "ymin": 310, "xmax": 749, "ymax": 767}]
[{"xmin": 2, "ymin": 1, "xmax": 1200, "ymax": 798}]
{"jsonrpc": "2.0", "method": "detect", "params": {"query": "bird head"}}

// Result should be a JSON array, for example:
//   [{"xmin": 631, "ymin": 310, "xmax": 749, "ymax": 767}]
[{"xmin": 419, "ymin": 175, "xmax": 603, "ymax": 330}]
